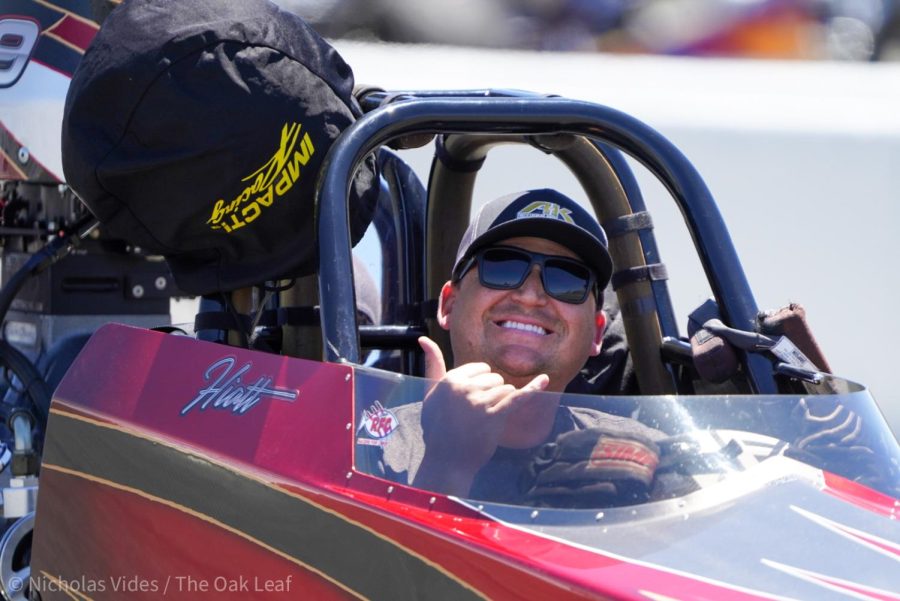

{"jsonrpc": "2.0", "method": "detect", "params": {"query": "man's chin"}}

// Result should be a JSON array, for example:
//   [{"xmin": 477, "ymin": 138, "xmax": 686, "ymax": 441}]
[
  {"xmin": 492, "ymin": 353, "xmax": 551, "ymax": 385},
  {"xmin": 493, "ymin": 352, "xmax": 546, "ymax": 380}
]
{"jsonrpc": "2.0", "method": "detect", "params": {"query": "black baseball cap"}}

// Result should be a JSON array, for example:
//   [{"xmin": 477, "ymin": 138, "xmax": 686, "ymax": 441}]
[
  {"xmin": 452, "ymin": 189, "xmax": 614, "ymax": 290},
  {"xmin": 62, "ymin": 0, "xmax": 378, "ymax": 295}
]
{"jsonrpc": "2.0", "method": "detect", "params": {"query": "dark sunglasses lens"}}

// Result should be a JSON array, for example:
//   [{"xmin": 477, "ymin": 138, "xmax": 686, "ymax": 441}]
[
  {"xmin": 544, "ymin": 259, "xmax": 591, "ymax": 303},
  {"xmin": 480, "ymin": 248, "xmax": 530, "ymax": 289}
]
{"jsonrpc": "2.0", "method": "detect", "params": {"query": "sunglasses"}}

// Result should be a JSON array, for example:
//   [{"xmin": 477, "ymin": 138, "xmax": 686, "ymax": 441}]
[{"xmin": 454, "ymin": 245, "xmax": 598, "ymax": 304}]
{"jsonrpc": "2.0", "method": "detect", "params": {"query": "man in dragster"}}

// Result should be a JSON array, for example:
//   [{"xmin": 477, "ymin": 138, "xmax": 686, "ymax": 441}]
[{"xmin": 366, "ymin": 189, "xmax": 670, "ymax": 506}]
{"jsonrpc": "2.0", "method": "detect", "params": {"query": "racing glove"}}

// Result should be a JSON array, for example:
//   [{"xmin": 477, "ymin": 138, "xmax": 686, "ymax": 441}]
[{"xmin": 522, "ymin": 425, "xmax": 660, "ymax": 508}]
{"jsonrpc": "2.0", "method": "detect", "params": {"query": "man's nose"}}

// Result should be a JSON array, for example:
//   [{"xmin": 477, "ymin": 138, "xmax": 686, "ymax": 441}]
[{"xmin": 511, "ymin": 266, "xmax": 547, "ymax": 303}]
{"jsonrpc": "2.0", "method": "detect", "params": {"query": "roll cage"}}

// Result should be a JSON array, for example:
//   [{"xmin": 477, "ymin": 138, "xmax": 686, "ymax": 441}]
[{"xmin": 318, "ymin": 90, "xmax": 779, "ymax": 395}]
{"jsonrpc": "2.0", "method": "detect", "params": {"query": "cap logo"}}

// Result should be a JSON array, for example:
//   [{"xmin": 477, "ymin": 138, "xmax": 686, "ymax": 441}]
[
  {"xmin": 516, "ymin": 201, "xmax": 575, "ymax": 224},
  {"xmin": 207, "ymin": 122, "xmax": 315, "ymax": 233}
]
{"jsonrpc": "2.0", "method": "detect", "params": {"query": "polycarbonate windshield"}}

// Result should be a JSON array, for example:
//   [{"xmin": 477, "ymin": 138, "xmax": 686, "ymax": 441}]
[{"xmin": 353, "ymin": 366, "xmax": 900, "ymax": 507}]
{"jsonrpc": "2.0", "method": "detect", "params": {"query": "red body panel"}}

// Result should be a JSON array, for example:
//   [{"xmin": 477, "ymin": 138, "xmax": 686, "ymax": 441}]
[
  {"xmin": 30, "ymin": 324, "xmax": 894, "ymax": 600},
  {"xmin": 35, "ymin": 472, "xmax": 352, "ymax": 600}
]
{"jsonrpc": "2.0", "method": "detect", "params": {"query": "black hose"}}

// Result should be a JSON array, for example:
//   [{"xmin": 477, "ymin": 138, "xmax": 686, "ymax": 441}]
[
  {"xmin": 0, "ymin": 215, "xmax": 97, "ymax": 325},
  {"xmin": 0, "ymin": 215, "xmax": 97, "ymax": 426}
]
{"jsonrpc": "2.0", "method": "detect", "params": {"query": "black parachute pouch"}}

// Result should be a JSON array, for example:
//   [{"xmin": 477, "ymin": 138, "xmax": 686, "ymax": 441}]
[{"xmin": 63, "ymin": 0, "xmax": 378, "ymax": 294}]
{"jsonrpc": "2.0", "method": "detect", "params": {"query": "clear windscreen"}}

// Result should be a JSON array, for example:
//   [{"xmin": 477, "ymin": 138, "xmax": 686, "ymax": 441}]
[{"xmin": 353, "ymin": 366, "xmax": 900, "ymax": 507}]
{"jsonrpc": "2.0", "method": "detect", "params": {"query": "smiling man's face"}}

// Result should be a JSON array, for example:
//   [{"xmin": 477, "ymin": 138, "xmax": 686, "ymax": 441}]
[{"xmin": 438, "ymin": 236, "xmax": 606, "ymax": 392}]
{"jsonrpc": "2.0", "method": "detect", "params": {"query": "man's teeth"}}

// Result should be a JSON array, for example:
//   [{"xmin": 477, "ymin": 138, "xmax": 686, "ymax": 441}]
[{"xmin": 500, "ymin": 321, "xmax": 547, "ymax": 335}]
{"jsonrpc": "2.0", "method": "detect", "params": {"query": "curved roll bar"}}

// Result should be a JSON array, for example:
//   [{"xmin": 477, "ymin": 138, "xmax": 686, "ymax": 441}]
[{"xmin": 316, "ymin": 94, "xmax": 778, "ymax": 394}]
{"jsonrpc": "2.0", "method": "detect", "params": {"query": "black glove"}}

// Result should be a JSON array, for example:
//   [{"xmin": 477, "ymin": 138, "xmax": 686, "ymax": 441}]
[{"xmin": 522, "ymin": 425, "xmax": 660, "ymax": 508}]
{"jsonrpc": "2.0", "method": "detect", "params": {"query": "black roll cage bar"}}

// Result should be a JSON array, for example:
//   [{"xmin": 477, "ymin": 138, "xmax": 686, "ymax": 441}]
[{"xmin": 316, "ymin": 91, "xmax": 778, "ymax": 395}]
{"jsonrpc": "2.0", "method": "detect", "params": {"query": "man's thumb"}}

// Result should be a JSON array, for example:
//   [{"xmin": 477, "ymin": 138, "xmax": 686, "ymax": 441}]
[{"xmin": 418, "ymin": 336, "xmax": 447, "ymax": 381}]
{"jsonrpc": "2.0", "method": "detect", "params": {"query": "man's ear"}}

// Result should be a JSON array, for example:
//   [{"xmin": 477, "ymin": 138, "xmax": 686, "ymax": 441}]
[
  {"xmin": 590, "ymin": 310, "xmax": 607, "ymax": 357},
  {"xmin": 436, "ymin": 280, "xmax": 456, "ymax": 331}
]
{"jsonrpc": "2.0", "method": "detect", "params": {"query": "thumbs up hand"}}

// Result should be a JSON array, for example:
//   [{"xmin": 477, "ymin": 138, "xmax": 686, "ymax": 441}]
[{"xmin": 413, "ymin": 336, "xmax": 549, "ymax": 496}]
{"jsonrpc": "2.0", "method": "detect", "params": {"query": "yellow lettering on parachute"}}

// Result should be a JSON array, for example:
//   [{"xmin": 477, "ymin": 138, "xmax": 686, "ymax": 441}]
[
  {"xmin": 242, "ymin": 202, "xmax": 261, "ymax": 223},
  {"xmin": 206, "ymin": 123, "xmax": 315, "ymax": 233},
  {"xmin": 209, "ymin": 199, "xmax": 227, "ymax": 223},
  {"xmin": 276, "ymin": 133, "xmax": 314, "ymax": 196},
  {"xmin": 255, "ymin": 186, "xmax": 274, "ymax": 208}
]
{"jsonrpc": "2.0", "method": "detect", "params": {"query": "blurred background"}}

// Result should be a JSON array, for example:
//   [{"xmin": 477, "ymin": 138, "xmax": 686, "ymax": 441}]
[{"xmin": 277, "ymin": 0, "xmax": 900, "ymax": 61}]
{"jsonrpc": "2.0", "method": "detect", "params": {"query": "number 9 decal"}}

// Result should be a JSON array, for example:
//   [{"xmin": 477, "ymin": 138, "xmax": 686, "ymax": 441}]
[{"xmin": 0, "ymin": 18, "xmax": 40, "ymax": 89}]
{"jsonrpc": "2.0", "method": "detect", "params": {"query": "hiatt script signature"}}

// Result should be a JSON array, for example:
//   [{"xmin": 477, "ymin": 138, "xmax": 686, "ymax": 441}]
[{"xmin": 181, "ymin": 357, "xmax": 298, "ymax": 416}]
